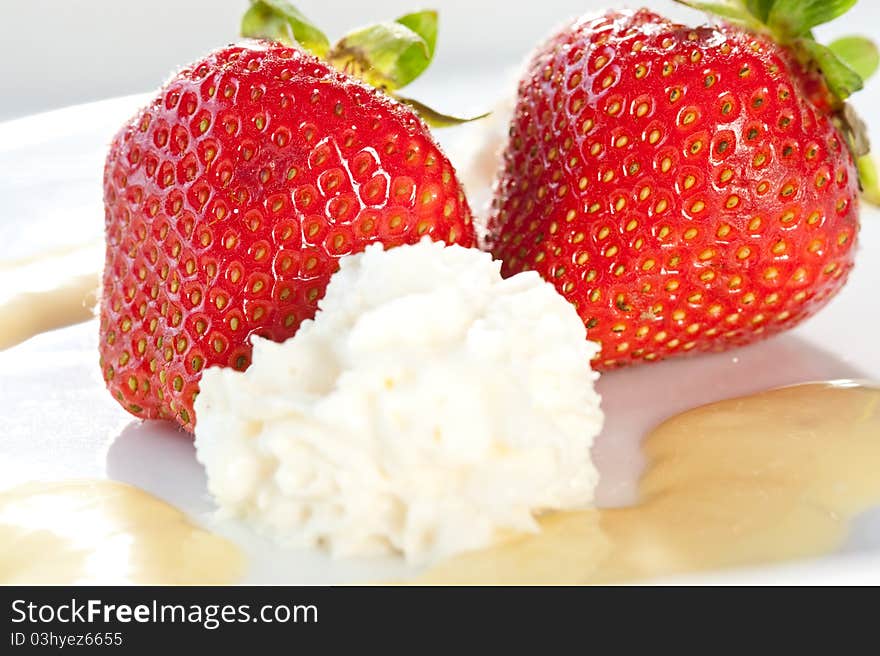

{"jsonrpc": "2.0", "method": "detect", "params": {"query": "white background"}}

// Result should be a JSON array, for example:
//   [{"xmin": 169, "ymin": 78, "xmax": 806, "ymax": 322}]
[{"xmin": 3, "ymin": 0, "xmax": 879, "ymax": 120}]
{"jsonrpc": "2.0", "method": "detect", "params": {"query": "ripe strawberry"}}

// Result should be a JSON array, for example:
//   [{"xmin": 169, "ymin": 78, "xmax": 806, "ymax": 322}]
[
  {"xmin": 100, "ymin": 9, "xmax": 477, "ymax": 431},
  {"xmin": 486, "ymin": 4, "xmax": 875, "ymax": 369}
]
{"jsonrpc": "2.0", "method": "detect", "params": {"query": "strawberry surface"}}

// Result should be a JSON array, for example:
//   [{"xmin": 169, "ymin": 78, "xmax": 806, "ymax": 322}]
[
  {"xmin": 100, "ymin": 41, "xmax": 475, "ymax": 430},
  {"xmin": 485, "ymin": 9, "xmax": 860, "ymax": 369}
]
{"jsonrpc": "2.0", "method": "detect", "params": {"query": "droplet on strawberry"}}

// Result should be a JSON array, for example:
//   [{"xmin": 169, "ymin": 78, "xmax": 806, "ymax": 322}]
[
  {"xmin": 100, "ymin": 39, "xmax": 476, "ymax": 431},
  {"xmin": 485, "ymin": 5, "xmax": 873, "ymax": 369}
]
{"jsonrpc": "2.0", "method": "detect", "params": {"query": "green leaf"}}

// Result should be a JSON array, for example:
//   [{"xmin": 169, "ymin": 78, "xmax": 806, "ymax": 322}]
[
  {"xmin": 241, "ymin": 0, "xmax": 330, "ymax": 57},
  {"xmin": 800, "ymin": 39, "xmax": 863, "ymax": 100},
  {"xmin": 857, "ymin": 155, "xmax": 880, "ymax": 206},
  {"xmin": 767, "ymin": 0, "xmax": 857, "ymax": 38},
  {"xmin": 328, "ymin": 22, "xmax": 433, "ymax": 90},
  {"xmin": 829, "ymin": 36, "xmax": 880, "ymax": 81},
  {"xmin": 672, "ymin": 1, "xmax": 754, "ymax": 24},
  {"xmin": 395, "ymin": 95, "xmax": 490, "ymax": 128},
  {"xmin": 396, "ymin": 10, "xmax": 438, "ymax": 58}
]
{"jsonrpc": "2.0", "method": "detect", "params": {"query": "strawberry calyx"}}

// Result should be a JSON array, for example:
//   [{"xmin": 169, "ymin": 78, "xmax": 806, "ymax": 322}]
[
  {"xmin": 675, "ymin": 0, "xmax": 879, "ymax": 201},
  {"xmin": 326, "ymin": 10, "xmax": 438, "ymax": 90},
  {"xmin": 241, "ymin": 1, "xmax": 488, "ymax": 127},
  {"xmin": 241, "ymin": 0, "xmax": 331, "ymax": 57}
]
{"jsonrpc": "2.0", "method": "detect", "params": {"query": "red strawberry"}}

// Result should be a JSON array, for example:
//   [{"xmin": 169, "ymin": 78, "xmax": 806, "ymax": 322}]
[
  {"xmin": 485, "ymin": 4, "xmax": 875, "ymax": 369},
  {"xmin": 100, "ymin": 9, "xmax": 477, "ymax": 431}
]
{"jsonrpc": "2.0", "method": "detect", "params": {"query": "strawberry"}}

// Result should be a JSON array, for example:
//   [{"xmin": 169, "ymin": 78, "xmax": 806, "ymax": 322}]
[
  {"xmin": 100, "ymin": 7, "xmax": 478, "ymax": 430},
  {"xmin": 485, "ymin": 3, "xmax": 876, "ymax": 369}
]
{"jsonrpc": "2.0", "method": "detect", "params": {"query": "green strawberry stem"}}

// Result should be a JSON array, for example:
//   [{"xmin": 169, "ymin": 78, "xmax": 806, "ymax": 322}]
[
  {"xmin": 675, "ymin": 0, "xmax": 879, "ymax": 204},
  {"xmin": 240, "ymin": 1, "xmax": 487, "ymax": 127}
]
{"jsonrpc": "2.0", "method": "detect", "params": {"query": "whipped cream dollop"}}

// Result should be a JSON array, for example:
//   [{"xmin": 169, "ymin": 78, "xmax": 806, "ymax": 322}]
[{"xmin": 194, "ymin": 239, "xmax": 603, "ymax": 563}]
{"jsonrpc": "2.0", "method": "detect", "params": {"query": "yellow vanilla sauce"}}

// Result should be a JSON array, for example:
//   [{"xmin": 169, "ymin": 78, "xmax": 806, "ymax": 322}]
[
  {"xmin": 0, "ymin": 242, "xmax": 101, "ymax": 350},
  {"xmin": 422, "ymin": 381, "xmax": 880, "ymax": 584},
  {"xmin": 0, "ymin": 480, "xmax": 243, "ymax": 584}
]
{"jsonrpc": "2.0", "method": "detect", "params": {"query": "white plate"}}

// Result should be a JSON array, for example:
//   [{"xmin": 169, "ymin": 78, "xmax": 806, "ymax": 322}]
[{"xmin": 2, "ymin": 94, "xmax": 880, "ymax": 584}]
